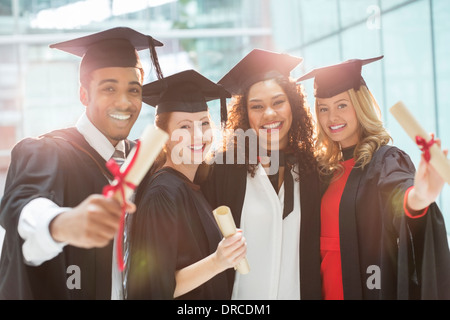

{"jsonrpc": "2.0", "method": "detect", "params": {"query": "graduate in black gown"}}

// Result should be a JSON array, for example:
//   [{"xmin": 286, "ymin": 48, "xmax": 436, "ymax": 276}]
[
  {"xmin": 196, "ymin": 49, "xmax": 322, "ymax": 299},
  {"xmin": 125, "ymin": 70, "xmax": 247, "ymax": 300},
  {"xmin": 297, "ymin": 56, "xmax": 450, "ymax": 299},
  {"xmin": 0, "ymin": 27, "xmax": 164, "ymax": 299}
]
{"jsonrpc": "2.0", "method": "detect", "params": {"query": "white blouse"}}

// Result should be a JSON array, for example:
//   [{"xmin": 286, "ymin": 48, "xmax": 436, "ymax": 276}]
[{"xmin": 232, "ymin": 163, "xmax": 301, "ymax": 300}]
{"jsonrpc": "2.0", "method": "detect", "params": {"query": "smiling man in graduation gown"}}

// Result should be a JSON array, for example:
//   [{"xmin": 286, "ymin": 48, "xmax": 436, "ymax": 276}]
[{"xmin": 0, "ymin": 27, "xmax": 164, "ymax": 299}]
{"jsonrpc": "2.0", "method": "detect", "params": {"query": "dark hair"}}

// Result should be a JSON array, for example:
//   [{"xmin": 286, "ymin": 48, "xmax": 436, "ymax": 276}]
[{"xmin": 222, "ymin": 76, "xmax": 317, "ymax": 177}]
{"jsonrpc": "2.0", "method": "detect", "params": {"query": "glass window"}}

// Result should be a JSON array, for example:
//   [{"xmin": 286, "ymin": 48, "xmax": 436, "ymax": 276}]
[
  {"xmin": 298, "ymin": 0, "xmax": 340, "ymax": 44},
  {"xmin": 339, "ymin": 0, "xmax": 381, "ymax": 29},
  {"xmin": 341, "ymin": 24, "xmax": 384, "ymax": 114},
  {"xmin": 299, "ymin": 37, "xmax": 342, "ymax": 109},
  {"xmin": 432, "ymin": 0, "xmax": 450, "ymax": 226},
  {"xmin": 381, "ymin": 0, "xmax": 412, "ymax": 11},
  {"xmin": 433, "ymin": 0, "xmax": 450, "ymax": 144},
  {"xmin": 0, "ymin": 0, "xmax": 12, "ymax": 16},
  {"xmin": 270, "ymin": 0, "xmax": 303, "ymax": 51},
  {"xmin": 381, "ymin": 0, "xmax": 434, "ymax": 161}
]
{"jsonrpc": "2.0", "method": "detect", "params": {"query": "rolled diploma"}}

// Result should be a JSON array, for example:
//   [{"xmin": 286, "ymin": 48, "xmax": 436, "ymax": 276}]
[
  {"xmin": 110, "ymin": 125, "xmax": 169, "ymax": 202},
  {"xmin": 212, "ymin": 205, "xmax": 250, "ymax": 275},
  {"xmin": 389, "ymin": 101, "xmax": 450, "ymax": 185}
]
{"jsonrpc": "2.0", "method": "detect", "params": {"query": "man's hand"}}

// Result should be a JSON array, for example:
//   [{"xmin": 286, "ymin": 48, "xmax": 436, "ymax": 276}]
[{"xmin": 50, "ymin": 194, "xmax": 135, "ymax": 248}]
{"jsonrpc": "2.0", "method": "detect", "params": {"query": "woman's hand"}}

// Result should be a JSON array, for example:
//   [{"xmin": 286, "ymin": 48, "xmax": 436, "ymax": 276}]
[
  {"xmin": 173, "ymin": 229, "xmax": 247, "ymax": 298},
  {"xmin": 213, "ymin": 229, "xmax": 247, "ymax": 273},
  {"xmin": 408, "ymin": 135, "xmax": 448, "ymax": 211}
]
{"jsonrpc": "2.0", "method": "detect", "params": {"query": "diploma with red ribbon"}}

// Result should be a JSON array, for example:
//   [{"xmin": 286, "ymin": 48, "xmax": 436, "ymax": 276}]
[
  {"xmin": 390, "ymin": 101, "xmax": 450, "ymax": 185},
  {"xmin": 103, "ymin": 125, "xmax": 169, "ymax": 271}
]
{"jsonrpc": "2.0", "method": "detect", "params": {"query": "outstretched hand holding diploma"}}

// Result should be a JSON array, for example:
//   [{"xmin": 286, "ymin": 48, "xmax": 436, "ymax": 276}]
[{"xmin": 390, "ymin": 101, "xmax": 449, "ymax": 212}]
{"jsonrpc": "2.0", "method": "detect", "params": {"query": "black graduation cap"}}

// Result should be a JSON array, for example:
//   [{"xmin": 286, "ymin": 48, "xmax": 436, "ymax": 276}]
[
  {"xmin": 217, "ymin": 48, "xmax": 303, "ymax": 95},
  {"xmin": 142, "ymin": 69, "xmax": 231, "ymax": 124},
  {"xmin": 296, "ymin": 55, "xmax": 384, "ymax": 98},
  {"xmin": 49, "ymin": 26, "xmax": 164, "ymax": 81}
]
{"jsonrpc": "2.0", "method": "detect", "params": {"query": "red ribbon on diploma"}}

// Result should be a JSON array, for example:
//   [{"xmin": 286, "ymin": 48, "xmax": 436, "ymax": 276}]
[
  {"xmin": 415, "ymin": 135, "xmax": 435, "ymax": 162},
  {"xmin": 103, "ymin": 140, "xmax": 141, "ymax": 272}
]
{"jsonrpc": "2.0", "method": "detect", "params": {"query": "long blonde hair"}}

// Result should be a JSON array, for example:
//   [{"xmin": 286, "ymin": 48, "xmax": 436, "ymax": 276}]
[{"xmin": 315, "ymin": 85, "xmax": 392, "ymax": 178}]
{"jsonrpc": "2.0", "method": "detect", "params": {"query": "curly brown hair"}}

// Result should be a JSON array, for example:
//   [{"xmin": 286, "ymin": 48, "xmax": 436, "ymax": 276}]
[{"xmin": 221, "ymin": 76, "xmax": 317, "ymax": 177}]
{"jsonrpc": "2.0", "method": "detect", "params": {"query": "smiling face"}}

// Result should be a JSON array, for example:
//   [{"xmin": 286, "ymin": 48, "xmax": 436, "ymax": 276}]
[
  {"xmin": 316, "ymin": 91, "xmax": 360, "ymax": 148},
  {"xmin": 246, "ymin": 79, "xmax": 292, "ymax": 151},
  {"xmin": 81, "ymin": 67, "xmax": 143, "ymax": 146},
  {"xmin": 165, "ymin": 111, "xmax": 213, "ymax": 166}
]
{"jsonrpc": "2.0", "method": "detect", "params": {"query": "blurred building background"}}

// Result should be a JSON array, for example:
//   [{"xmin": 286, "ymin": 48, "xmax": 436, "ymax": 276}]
[{"xmin": 0, "ymin": 0, "xmax": 449, "ymax": 248}]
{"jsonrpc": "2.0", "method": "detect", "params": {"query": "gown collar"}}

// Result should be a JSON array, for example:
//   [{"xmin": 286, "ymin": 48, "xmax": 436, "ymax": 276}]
[
  {"xmin": 76, "ymin": 112, "xmax": 125, "ymax": 161},
  {"xmin": 160, "ymin": 166, "xmax": 201, "ymax": 191},
  {"xmin": 265, "ymin": 150, "xmax": 295, "ymax": 219},
  {"xmin": 342, "ymin": 145, "xmax": 356, "ymax": 161}
]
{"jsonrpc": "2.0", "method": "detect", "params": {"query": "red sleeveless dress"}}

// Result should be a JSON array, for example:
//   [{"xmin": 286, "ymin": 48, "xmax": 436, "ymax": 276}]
[{"xmin": 320, "ymin": 158, "xmax": 355, "ymax": 300}]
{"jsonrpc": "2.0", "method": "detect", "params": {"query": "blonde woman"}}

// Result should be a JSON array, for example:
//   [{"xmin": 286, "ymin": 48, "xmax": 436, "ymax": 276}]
[{"xmin": 298, "ymin": 56, "xmax": 450, "ymax": 300}]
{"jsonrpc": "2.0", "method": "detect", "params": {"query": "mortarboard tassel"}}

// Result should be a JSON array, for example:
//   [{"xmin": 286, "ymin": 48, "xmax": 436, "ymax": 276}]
[{"xmin": 148, "ymin": 37, "xmax": 164, "ymax": 80}]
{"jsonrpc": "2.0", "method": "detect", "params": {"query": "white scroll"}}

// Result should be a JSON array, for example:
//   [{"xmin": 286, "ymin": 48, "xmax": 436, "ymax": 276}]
[{"xmin": 213, "ymin": 205, "xmax": 250, "ymax": 275}]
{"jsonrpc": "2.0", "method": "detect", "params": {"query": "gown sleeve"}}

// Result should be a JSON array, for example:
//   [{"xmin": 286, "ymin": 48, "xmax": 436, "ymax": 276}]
[
  {"xmin": 376, "ymin": 147, "xmax": 415, "ymax": 221},
  {"xmin": 126, "ymin": 182, "xmax": 180, "ymax": 299},
  {"xmin": 377, "ymin": 147, "xmax": 450, "ymax": 299},
  {"xmin": 0, "ymin": 137, "xmax": 67, "ymax": 237}
]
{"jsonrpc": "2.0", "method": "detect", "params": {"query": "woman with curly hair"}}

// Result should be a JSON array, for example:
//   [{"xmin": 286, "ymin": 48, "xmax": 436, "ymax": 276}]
[
  {"xmin": 298, "ymin": 56, "xmax": 450, "ymax": 299},
  {"xmin": 197, "ymin": 49, "xmax": 322, "ymax": 299}
]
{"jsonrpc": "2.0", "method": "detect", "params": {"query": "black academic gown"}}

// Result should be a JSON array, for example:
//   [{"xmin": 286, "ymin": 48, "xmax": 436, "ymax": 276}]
[
  {"xmin": 0, "ymin": 127, "xmax": 135, "ymax": 300},
  {"xmin": 197, "ymin": 153, "xmax": 322, "ymax": 300},
  {"xmin": 332, "ymin": 145, "xmax": 450, "ymax": 299},
  {"xmin": 125, "ymin": 167, "xmax": 231, "ymax": 300}
]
